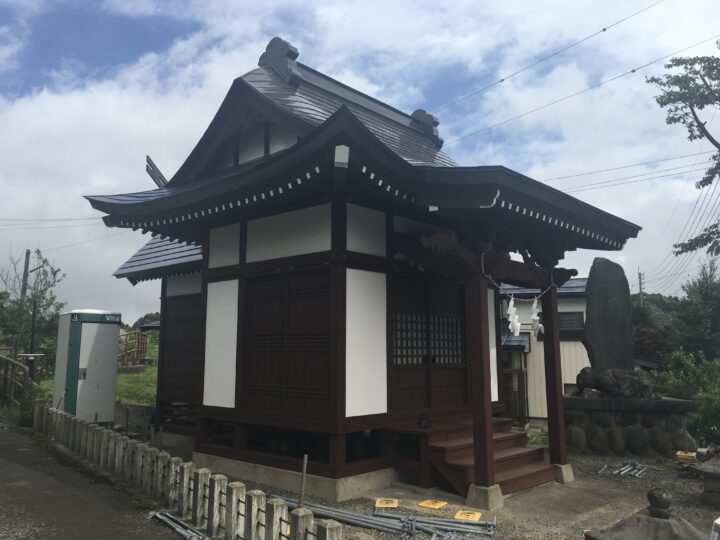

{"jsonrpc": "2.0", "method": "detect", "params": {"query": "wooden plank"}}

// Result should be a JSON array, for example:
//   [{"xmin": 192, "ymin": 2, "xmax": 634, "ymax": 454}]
[
  {"xmin": 464, "ymin": 275, "xmax": 495, "ymax": 487},
  {"xmin": 541, "ymin": 286, "xmax": 567, "ymax": 465}
]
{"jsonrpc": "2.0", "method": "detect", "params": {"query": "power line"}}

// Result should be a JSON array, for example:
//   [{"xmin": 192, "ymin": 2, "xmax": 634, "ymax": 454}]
[
  {"xmin": 43, "ymin": 231, "xmax": 131, "ymax": 252},
  {"xmin": 565, "ymin": 168, "xmax": 708, "ymax": 193},
  {"xmin": 0, "ymin": 223, "xmax": 106, "ymax": 232},
  {"xmin": 540, "ymin": 151, "xmax": 714, "ymax": 182},
  {"xmin": 445, "ymin": 33, "xmax": 720, "ymax": 147},
  {"xmin": 432, "ymin": 0, "xmax": 666, "ymax": 113}
]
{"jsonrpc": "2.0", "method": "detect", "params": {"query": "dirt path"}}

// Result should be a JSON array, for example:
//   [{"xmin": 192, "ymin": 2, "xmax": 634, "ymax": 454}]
[{"xmin": 0, "ymin": 427, "xmax": 175, "ymax": 540}]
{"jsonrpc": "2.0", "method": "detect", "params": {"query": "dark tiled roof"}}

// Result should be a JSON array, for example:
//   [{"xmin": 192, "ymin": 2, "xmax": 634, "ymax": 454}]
[
  {"xmin": 242, "ymin": 66, "xmax": 456, "ymax": 167},
  {"xmin": 500, "ymin": 332, "xmax": 530, "ymax": 351},
  {"xmin": 500, "ymin": 277, "xmax": 588, "ymax": 297},
  {"xmin": 115, "ymin": 236, "xmax": 202, "ymax": 283}
]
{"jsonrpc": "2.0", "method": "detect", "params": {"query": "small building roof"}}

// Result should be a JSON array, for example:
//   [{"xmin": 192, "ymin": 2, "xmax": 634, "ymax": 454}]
[
  {"xmin": 500, "ymin": 277, "xmax": 588, "ymax": 298},
  {"xmin": 114, "ymin": 236, "xmax": 202, "ymax": 284},
  {"xmin": 500, "ymin": 332, "xmax": 530, "ymax": 351}
]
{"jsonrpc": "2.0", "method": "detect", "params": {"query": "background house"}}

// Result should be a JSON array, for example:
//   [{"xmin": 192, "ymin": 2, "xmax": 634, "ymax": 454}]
[{"xmin": 500, "ymin": 278, "xmax": 589, "ymax": 426}]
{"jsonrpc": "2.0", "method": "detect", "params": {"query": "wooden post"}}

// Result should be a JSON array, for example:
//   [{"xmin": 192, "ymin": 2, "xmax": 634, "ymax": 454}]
[
  {"xmin": 144, "ymin": 447, "xmax": 159, "ymax": 494},
  {"xmin": 192, "ymin": 468, "xmax": 211, "ymax": 528},
  {"xmin": 464, "ymin": 273, "xmax": 495, "ymax": 487},
  {"xmin": 225, "ymin": 481, "xmax": 246, "ymax": 540},
  {"xmin": 317, "ymin": 519, "xmax": 342, "ymax": 540},
  {"xmin": 244, "ymin": 490, "xmax": 266, "ymax": 540},
  {"xmin": 290, "ymin": 508, "xmax": 313, "ymax": 540},
  {"xmin": 207, "ymin": 474, "xmax": 227, "ymax": 537},
  {"xmin": 541, "ymin": 285, "xmax": 567, "ymax": 465},
  {"xmin": 116, "ymin": 436, "xmax": 129, "ymax": 476},
  {"xmin": 124, "ymin": 440, "xmax": 139, "ymax": 483},
  {"xmin": 166, "ymin": 457, "xmax": 182, "ymax": 509},
  {"xmin": 155, "ymin": 451, "xmax": 170, "ymax": 498},
  {"xmin": 178, "ymin": 462, "xmax": 196, "ymax": 519},
  {"xmin": 135, "ymin": 443, "xmax": 148, "ymax": 487},
  {"xmin": 265, "ymin": 498, "xmax": 289, "ymax": 540}
]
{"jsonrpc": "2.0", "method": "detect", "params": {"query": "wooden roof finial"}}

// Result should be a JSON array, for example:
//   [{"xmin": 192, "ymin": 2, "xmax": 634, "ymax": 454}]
[{"xmin": 259, "ymin": 37, "xmax": 301, "ymax": 84}]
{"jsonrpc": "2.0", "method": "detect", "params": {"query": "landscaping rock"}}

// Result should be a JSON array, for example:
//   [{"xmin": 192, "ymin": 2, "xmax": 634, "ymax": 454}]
[
  {"xmin": 590, "ymin": 411, "xmax": 614, "ymax": 429},
  {"xmin": 672, "ymin": 431, "xmax": 697, "ymax": 452},
  {"xmin": 640, "ymin": 413, "xmax": 658, "ymax": 429},
  {"xmin": 616, "ymin": 411, "xmax": 638, "ymax": 427},
  {"xmin": 582, "ymin": 257, "xmax": 634, "ymax": 370},
  {"xmin": 649, "ymin": 428, "xmax": 672, "ymax": 456},
  {"xmin": 624, "ymin": 425, "xmax": 649, "ymax": 455},
  {"xmin": 607, "ymin": 427, "xmax": 626, "ymax": 456},
  {"xmin": 665, "ymin": 415, "xmax": 685, "ymax": 433},
  {"xmin": 586, "ymin": 423, "xmax": 610, "ymax": 455},
  {"xmin": 566, "ymin": 425, "xmax": 587, "ymax": 452},
  {"xmin": 566, "ymin": 410, "xmax": 586, "ymax": 426},
  {"xmin": 577, "ymin": 367, "xmax": 655, "ymax": 398}
]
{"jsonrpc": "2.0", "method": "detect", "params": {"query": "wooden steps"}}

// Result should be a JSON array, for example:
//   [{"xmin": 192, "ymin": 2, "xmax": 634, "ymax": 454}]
[{"xmin": 423, "ymin": 417, "xmax": 555, "ymax": 496}]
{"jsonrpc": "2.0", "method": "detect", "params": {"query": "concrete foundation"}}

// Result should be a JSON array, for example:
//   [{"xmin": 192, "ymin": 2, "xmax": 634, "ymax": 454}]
[
  {"xmin": 193, "ymin": 451, "xmax": 398, "ymax": 502},
  {"xmin": 556, "ymin": 463, "xmax": 575, "ymax": 484},
  {"xmin": 466, "ymin": 483, "xmax": 504, "ymax": 511},
  {"xmin": 157, "ymin": 431, "xmax": 195, "ymax": 461}
]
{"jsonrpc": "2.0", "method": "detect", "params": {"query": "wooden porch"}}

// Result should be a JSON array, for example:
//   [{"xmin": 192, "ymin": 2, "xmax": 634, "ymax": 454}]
[{"xmin": 388, "ymin": 414, "xmax": 555, "ymax": 496}]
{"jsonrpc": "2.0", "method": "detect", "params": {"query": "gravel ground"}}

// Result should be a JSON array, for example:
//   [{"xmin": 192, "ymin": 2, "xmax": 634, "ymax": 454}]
[{"xmin": 240, "ymin": 452, "xmax": 717, "ymax": 539}]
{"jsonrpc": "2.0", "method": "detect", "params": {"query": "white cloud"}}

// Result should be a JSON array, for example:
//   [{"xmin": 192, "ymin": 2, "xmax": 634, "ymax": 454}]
[{"xmin": 1, "ymin": 0, "xmax": 720, "ymax": 324}]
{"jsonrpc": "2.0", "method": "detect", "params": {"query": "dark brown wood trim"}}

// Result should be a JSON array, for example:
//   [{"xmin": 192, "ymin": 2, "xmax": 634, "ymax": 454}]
[
  {"xmin": 541, "ymin": 285, "xmax": 567, "ymax": 465},
  {"xmin": 344, "ymin": 251, "xmax": 388, "ymax": 273},
  {"xmin": 194, "ymin": 237, "xmax": 210, "ymax": 450},
  {"xmin": 331, "ymin": 159, "xmax": 348, "ymax": 428},
  {"xmin": 465, "ymin": 274, "xmax": 495, "ymax": 487},
  {"xmin": 235, "ymin": 220, "xmax": 247, "ymax": 412},
  {"xmin": 156, "ymin": 277, "xmax": 168, "ymax": 431}
]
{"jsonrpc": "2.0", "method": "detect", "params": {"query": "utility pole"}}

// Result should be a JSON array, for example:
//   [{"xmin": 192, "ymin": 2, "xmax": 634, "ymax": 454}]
[
  {"xmin": 637, "ymin": 267, "xmax": 645, "ymax": 307},
  {"xmin": 20, "ymin": 248, "xmax": 30, "ymax": 301}
]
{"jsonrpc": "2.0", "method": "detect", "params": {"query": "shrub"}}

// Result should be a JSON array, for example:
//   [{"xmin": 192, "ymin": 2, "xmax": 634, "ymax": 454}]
[{"xmin": 654, "ymin": 349, "xmax": 720, "ymax": 445}]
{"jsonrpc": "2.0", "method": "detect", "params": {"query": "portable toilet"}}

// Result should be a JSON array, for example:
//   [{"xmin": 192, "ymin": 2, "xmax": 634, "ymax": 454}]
[{"xmin": 53, "ymin": 309, "xmax": 121, "ymax": 423}]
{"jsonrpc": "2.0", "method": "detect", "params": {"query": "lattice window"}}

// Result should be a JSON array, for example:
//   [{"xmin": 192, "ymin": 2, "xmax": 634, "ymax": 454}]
[
  {"xmin": 429, "ymin": 314, "xmax": 464, "ymax": 364},
  {"xmin": 393, "ymin": 313, "xmax": 427, "ymax": 366}
]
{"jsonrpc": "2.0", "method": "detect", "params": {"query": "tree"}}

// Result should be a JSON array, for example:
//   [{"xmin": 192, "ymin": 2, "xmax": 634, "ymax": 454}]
[
  {"xmin": 672, "ymin": 259, "xmax": 720, "ymax": 359},
  {"xmin": 647, "ymin": 41, "xmax": 720, "ymax": 255},
  {"xmin": 0, "ymin": 249, "xmax": 65, "ymax": 361}
]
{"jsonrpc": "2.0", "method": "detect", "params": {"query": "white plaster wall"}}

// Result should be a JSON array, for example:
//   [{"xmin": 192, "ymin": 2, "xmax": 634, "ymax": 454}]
[
  {"xmin": 52, "ymin": 314, "xmax": 71, "ymax": 409},
  {"xmin": 203, "ymin": 280, "xmax": 238, "ymax": 408},
  {"xmin": 346, "ymin": 204, "xmax": 386, "ymax": 257},
  {"xmin": 76, "ymin": 322, "xmax": 118, "ymax": 423},
  {"xmin": 488, "ymin": 290, "xmax": 499, "ymax": 402},
  {"xmin": 507, "ymin": 297, "xmax": 590, "ymax": 418},
  {"xmin": 166, "ymin": 273, "xmax": 202, "ymax": 296},
  {"xmin": 246, "ymin": 204, "xmax": 331, "ymax": 263},
  {"xmin": 208, "ymin": 224, "xmax": 241, "ymax": 268},
  {"xmin": 345, "ymin": 269, "xmax": 388, "ymax": 418}
]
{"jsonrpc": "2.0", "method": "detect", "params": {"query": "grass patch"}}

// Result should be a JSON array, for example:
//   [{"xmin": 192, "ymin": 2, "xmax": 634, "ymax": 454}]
[
  {"xmin": 0, "ymin": 405, "xmax": 20, "ymax": 427},
  {"xmin": 33, "ymin": 365, "xmax": 158, "ymax": 409},
  {"xmin": 528, "ymin": 430, "xmax": 549, "ymax": 445}
]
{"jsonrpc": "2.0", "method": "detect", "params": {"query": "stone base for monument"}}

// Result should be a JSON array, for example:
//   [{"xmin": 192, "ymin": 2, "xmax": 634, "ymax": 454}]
[
  {"xmin": 693, "ymin": 459, "xmax": 720, "ymax": 508},
  {"xmin": 565, "ymin": 397, "xmax": 697, "ymax": 456}
]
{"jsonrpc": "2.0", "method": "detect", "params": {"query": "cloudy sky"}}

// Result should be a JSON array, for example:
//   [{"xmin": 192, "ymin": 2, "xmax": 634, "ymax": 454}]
[{"xmin": 1, "ymin": 0, "xmax": 719, "ymax": 323}]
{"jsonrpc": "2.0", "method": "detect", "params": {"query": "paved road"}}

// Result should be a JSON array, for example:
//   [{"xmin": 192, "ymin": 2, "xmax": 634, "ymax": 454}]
[{"xmin": 0, "ymin": 427, "xmax": 177, "ymax": 539}]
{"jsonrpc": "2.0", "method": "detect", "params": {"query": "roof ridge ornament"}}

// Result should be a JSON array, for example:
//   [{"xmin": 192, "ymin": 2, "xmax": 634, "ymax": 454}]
[
  {"xmin": 258, "ymin": 37, "xmax": 301, "ymax": 85},
  {"xmin": 411, "ymin": 109, "xmax": 444, "ymax": 149}
]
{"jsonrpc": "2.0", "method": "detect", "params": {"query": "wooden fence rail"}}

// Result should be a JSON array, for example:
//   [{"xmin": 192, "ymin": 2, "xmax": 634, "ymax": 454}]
[
  {"xmin": 34, "ymin": 403, "xmax": 344, "ymax": 540},
  {"xmin": 0, "ymin": 354, "xmax": 30, "ymax": 407}
]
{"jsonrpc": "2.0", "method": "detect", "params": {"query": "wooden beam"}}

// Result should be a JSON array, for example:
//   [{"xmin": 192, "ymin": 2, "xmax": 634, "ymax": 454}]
[
  {"xmin": 465, "ymin": 274, "xmax": 495, "ymax": 487},
  {"xmin": 541, "ymin": 285, "xmax": 567, "ymax": 465}
]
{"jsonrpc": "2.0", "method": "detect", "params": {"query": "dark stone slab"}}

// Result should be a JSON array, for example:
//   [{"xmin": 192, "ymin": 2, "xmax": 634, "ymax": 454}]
[
  {"xmin": 577, "ymin": 367, "xmax": 655, "ymax": 398},
  {"xmin": 586, "ymin": 423, "xmax": 610, "ymax": 455},
  {"xmin": 608, "ymin": 427, "xmax": 626, "ymax": 455},
  {"xmin": 565, "ymin": 397, "xmax": 697, "ymax": 414},
  {"xmin": 566, "ymin": 424, "xmax": 587, "ymax": 451},
  {"xmin": 585, "ymin": 511, "xmax": 704, "ymax": 540},
  {"xmin": 649, "ymin": 428, "xmax": 672, "ymax": 456},
  {"xmin": 624, "ymin": 425, "xmax": 649, "ymax": 454},
  {"xmin": 582, "ymin": 258, "xmax": 634, "ymax": 370}
]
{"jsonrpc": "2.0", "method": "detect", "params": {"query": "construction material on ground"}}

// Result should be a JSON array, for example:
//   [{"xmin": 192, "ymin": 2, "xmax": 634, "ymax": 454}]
[
  {"xmin": 455, "ymin": 510, "xmax": 483, "ymax": 521},
  {"xmin": 676, "ymin": 451, "xmax": 698, "ymax": 469},
  {"xmin": 612, "ymin": 462, "xmax": 649, "ymax": 477},
  {"xmin": 375, "ymin": 497, "xmax": 399, "ymax": 508},
  {"xmin": 418, "ymin": 499, "xmax": 449, "ymax": 509},
  {"xmin": 273, "ymin": 494, "xmax": 496, "ymax": 537},
  {"xmin": 598, "ymin": 465, "xmax": 608, "ymax": 475},
  {"xmin": 149, "ymin": 511, "xmax": 208, "ymax": 539}
]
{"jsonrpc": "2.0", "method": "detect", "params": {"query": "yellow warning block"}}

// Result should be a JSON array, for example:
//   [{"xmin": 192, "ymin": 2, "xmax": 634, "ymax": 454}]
[
  {"xmin": 454, "ymin": 510, "xmax": 482, "ymax": 521},
  {"xmin": 418, "ymin": 499, "xmax": 448, "ymax": 510},
  {"xmin": 375, "ymin": 498, "xmax": 399, "ymax": 509}
]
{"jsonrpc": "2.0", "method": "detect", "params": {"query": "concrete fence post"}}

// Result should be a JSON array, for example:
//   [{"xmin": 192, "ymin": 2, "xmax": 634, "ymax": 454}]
[
  {"xmin": 85, "ymin": 425, "xmax": 96, "ymax": 460},
  {"xmin": 124, "ymin": 439, "xmax": 139, "ymax": 483},
  {"xmin": 77, "ymin": 421, "xmax": 87, "ymax": 456},
  {"xmin": 155, "ymin": 451, "xmax": 170, "ymax": 499},
  {"xmin": 63, "ymin": 414, "xmax": 72, "ymax": 447},
  {"xmin": 207, "ymin": 474, "xmax": 227, "ymax": 538},
  {"xmin": 98, "ymin": 429, "xmax": 111, "ymax": 468},
  {"xmin": 134, "ymin": 443, "xmax": 148, "ymax": 487},
  {"xmin": 115, "ymin": 436, "xmax": 128, "ymax": 476},
  {"xmin": 166, "ymin": 457, "xmax": 182, "ymax": 510},
  {"xmin": 52, "ymin": 409, "xmax": 60, "ymax": 440},
  {"xmin": 265, "ymin": 498, "xmax": 290, "ymax": 540},
  {"xmin": 316, "ymin": 519, "xmax": 342, "ymax": 540},
  {"xmin": 178, "ymin": 462, "xmax": 196, "ymax": 519},
  {"xmin": 42, "ymin": 406, "xmax": 50, "ymax": 437},
  {"xmin": 93, "ymin": 426, "xmax": 104, "ymax": 465},
  {"xmin": 290, "ymin": 508, "xmax": 314, "ymax": 540},
  {"xmin": 224, "ymin": 481, "xmax": 246, "ymax": 540},
  {"xmin": 33, "ymin": 401, "xmax": 43, "ymax": 433},
  {"xmin": 192, "ymin": 468, "xmax": 211, "ymax": 529},
  {"xmin": 208, "ymin": 474, "xmax": 228, "ymax": 538},
  {"xmin": 106, "ymin": 432, "xmax": 118, "ymax": 472},
  {"xmin": 67, "ymin": 417, "xmax": 76, "ymax": 452},
  {"xmin": 143, "ymin": 448, "xmax": 159, "ymax": 495},
  {"xmin": 57, "ymin": 411, "xmax": 66, "ymax": 444},
  {"xmin": 245, "ymin": 490, "xmax": 267, "ymax": 540}
]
